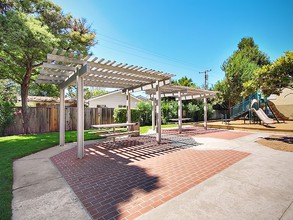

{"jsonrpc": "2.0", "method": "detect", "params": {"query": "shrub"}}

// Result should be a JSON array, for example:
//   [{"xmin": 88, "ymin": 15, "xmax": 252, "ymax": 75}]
[
  {"xmin": 113, "ymin": 108, "xmax": 141, "ymax": 123},
  {"xmin": 161, "ymin": 100, "xmax": 178, "ymax": 124},
  {"xmin": 137, "ymin": 101, "xmax": 152, "ymax": 125},
  {"xmin": 0, "ymin": 87, "xmax": 16, "ymax": 136}
]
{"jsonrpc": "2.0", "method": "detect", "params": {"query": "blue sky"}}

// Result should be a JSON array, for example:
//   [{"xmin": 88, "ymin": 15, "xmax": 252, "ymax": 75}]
[{"xmin": 53, "ymin": 0, "xmax": 293, "ymax": 88}]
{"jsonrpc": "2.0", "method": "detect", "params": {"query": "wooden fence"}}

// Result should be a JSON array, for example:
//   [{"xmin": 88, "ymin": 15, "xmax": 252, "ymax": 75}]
[{"xmin": 5, "ymin": 107, "xmax": 114, "ymax": 135}]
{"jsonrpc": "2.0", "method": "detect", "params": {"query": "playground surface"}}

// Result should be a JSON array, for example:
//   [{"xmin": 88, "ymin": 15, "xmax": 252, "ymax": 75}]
[
  {"xmin": 12, "ymin": 127, "xmax": 293, "ymax": 220},
  {"xmin": 195, "ymin": 120, "xmax": 293, "ymax": 134}
]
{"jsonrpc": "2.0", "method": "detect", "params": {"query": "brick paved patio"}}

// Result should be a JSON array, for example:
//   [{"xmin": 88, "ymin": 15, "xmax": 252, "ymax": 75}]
[
  {"xmin": 163, "ymin": 127, "xmax": 251, "ymax": 140},
  {"xmin": 51, "ymin": 134, "xmax": 250, "ymax": 220}
]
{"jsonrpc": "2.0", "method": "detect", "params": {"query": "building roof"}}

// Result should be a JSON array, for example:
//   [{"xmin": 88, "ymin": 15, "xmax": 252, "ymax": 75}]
[
  {"xmin": 86, "ymin": 90, "xmax": 142, "ymax": 102},
  {"xmin": 17, "ymin": 95, "xmax": 76, "ymax": 103}
]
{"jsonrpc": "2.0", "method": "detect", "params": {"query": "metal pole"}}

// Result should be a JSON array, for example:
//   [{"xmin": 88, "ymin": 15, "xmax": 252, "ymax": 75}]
[{"xmin": 199, "ymin": 69, "xmax": 212, "ymax": 130}]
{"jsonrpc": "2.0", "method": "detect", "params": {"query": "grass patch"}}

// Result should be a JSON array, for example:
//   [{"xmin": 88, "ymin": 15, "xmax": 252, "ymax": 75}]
[
  {"xmin": 140, "ymin": 123, "xmax": 179, "ymax": 134},
  {"xmin": 0, "ymin": 130, "xmax": 102, "ymax": 220},
  {"xmin": 0, "ymin": 124, "xmax": 179, "ymax": 219}
]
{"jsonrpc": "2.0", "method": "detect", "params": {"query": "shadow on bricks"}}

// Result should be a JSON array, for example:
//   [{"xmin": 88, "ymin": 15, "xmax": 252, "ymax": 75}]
[
  {"xmin": 51, "ymin": 135, "xmax": 200, "ymax": 219},
  {"xmin": 51, "ymin": 134, "xmax": 249, "ymax": 219}
]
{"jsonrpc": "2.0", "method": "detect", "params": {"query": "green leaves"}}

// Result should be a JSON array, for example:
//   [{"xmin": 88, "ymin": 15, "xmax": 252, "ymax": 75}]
[
  {"xmin": 221, "ymin": 37, "xmax": 270, "ymax": 105},
  {"xmin": 0, "ymin": 80, "xmax": 17, "ymax": 136},
  {"xmin": 244, "ymin": 51, "xmax": 293, "ymax": 96}
]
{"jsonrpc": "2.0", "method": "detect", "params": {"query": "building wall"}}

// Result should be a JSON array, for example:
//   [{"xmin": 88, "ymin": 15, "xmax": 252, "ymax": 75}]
[
  {"xmin": 269, "ymin": 88, "xmax": 293, "ymax": 119},
  {"xmin": 88, "ymin": 92, "xmax": 140, "ymax": 108}
]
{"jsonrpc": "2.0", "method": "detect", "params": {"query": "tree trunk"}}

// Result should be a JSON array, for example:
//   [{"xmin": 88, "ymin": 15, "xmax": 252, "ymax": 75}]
[{"xmin": 21, "ymin": 63, "xmax": 32, "ymax": 134}]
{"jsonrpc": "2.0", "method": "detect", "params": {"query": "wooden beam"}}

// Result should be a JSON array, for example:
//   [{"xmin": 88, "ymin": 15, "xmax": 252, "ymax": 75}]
[
  {"xmin": 77, "ymin": 74, "xmax": 84, "ymax": 159},
  {"xmin": 88, "ymin": 69, "xmax": 153, "ymax": 83},
  {"xmin": 203, "ymin": 95, "xmax": 207, "ymax": 130},
  {"xmin": 89, "ymin": 61, "xmax": 172, "ymax": 80},
  {"xmin": 156, "ymin": 81, "xmax": 161, "ymax": 143},
  {"xmin": 84, "ymin": 77, "xmax": 139, "ymax": 87},
  {"xmin": 59, "ymin": 64, "xmax": 88, "ymax": 89},
  {"xmin": 59, "ymin": 88, "xmax": 65, "ymax": 146},
  {"xmin": 43, "ymin": 63, "xmax": 76, "ymax": 72},
  {"xmin": 125, "ymin": 79, "xmax": 171, "ymax": 93},
  {"xmin": 152, "ymin": 97, "xmax": 156, "ymax": 130},
  {"xmin": 40, "ymin": 69, "xmax": 72, "ymax": 77},
  {"xmin": 52, "ymin": 48, "xmax": 58, "ymax": 55},
  {"xmin": 47, "ymin": 54, "xmax": 86, "ymax": 65},
  {"xmin": 178, "ymin": 91, "xmax": 182, "ymax": 134},
  {"xmin": 36, "ymin": 79, "xmax": 62, "ymax": 84},
  {"xmin": 38, "ymin": 75, "xmax": 67, "ymax": 81},
  {"xmin": 126, "ymin": 90, "xmax": 131, "ymax": 128},
  {"xmin": 83, "ymin": 81, "xmax": 129, "ymax": 88}
]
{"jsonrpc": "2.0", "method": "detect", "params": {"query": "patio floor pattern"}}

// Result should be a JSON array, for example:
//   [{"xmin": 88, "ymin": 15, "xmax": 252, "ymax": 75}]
[
  {"xmin": 163, "ymin": 127, "xmax": 251, "ymax": 140},
  {"xmin": 51, "ymin": 133, "xmax": 250, "ymax": 220}
]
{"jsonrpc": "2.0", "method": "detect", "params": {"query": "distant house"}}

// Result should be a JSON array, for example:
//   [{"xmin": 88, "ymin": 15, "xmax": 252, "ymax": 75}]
[
  {"xmin": 16, "ymin": 96, "xmax": 77, "ymax": 107},
  {"xmin": 86, "ymin": 90, "xmax": 144, "ymax": 108}
]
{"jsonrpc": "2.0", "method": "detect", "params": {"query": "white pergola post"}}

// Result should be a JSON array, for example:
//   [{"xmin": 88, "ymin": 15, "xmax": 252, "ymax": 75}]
[
  {"xmin": 59, "ymin": 88, "xmax": 65, "ymax": 146},
  {"xmin": 204, "ymin": 96, "xmax": 207, "ymax": 130},
  {"xmin": 178, "ymin": 91, "xmax": 182, "ymax": 134},
  {"xmin": 156, "ymin": 81, "xmax": 161, "ymax": 143},
  {"xmin": 126, "ymin": 90, "xmax": 131, "ymax": 122},
  {"xmin": 152, "ymin": 96, "xmax": 156, "ymax": 130},
  {"xmin": 77, "ymin": 74, "xmax": 84, "ymax": 159}
]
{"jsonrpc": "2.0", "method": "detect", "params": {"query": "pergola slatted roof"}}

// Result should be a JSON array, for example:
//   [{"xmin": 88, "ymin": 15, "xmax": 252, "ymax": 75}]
[
  {"xmin": 145, "ymin": 84, "xmax": 218, "ymax": 100},
  {"xmin": 37, "ymin": 49, "xmax": 174, "ymax": 90},
  {"xmin": 37, "ymin": 49, "xmax": 218, "ymax": 159}
]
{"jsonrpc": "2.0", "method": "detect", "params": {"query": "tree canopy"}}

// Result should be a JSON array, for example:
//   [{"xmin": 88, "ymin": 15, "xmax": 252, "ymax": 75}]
[
  {"xmin": 0, "ymin": 0, "xmax": 96, "ymax": 133},
  {"xmin": 243, "ymin": 51, "xmax": 293, "ymax": 97},
  {"xmin": 172, "ymin": 76, "xmax": 197, "ymax": 87},
  {"xmin": 221, "ymin": 37, "xmax": 270, "ymax": 106}
]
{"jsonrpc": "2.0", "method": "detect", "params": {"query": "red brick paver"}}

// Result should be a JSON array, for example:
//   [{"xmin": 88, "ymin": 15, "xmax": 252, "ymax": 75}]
[
  {"xmin": 163, "ymin": 127, "xmax": 251, "ymax": 140},
  {"xmin": 195, "ymin": 130, "xmax": 251, "ymax": 139},
  {"xmin": 51, "ymin": 136, "xmax": 250, "ymax": 220}
]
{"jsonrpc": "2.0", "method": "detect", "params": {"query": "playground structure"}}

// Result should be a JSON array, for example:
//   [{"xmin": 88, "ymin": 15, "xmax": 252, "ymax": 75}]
[
  {"xmin": 250, "ymin": 99, "xmax": 274, "ymax": 125},
  {"xmin": 227, "ymin": 91, "xmax": 286, "ymax": 125}
]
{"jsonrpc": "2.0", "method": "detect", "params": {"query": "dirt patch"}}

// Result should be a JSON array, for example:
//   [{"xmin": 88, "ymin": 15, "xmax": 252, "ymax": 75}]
[{"xmin": 257, "ymin": 135, "xmax": 293, "ymax": 152}]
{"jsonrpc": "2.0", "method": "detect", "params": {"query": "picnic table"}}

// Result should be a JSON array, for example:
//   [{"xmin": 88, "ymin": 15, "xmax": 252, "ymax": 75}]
[
  {"xmin": 169, "ymin": 118, "xmax": 191, "ymax": 123},
  {"xmin": 90, "ymin": 122, "xmax": 140, "ymax": 143}
]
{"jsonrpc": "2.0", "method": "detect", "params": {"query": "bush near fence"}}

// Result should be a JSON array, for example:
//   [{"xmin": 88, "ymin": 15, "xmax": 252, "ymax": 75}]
[
  {"xmin": 113, "ymin": 108, "xmax": 140, "ymax": 123},
  {"xmin": 5, "ymin": 107, "xmax": 114, "ymax": 135}
]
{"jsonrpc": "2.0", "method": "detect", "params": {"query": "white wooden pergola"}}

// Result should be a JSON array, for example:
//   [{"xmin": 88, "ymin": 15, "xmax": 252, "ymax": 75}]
[
  {"xmin": 145, "ymin": 84, "xmax": 218, "ymax": 133},
  {"xmin": 37, "ymin": 49, "xmax": 174, "ymax": 158}
]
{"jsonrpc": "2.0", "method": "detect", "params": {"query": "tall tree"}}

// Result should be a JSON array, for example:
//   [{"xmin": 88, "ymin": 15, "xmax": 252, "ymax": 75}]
[
  {"xmin": 221, "ymin": 37, "xmax": 270, "ymax": 105},
  {"xmin": 0, "ymin": 0, "xmax": 96, "ymax": 133},
  {"xmin": 211, "ymin": 79, "xmax": 230, "ymax": 109},
  {"xmin": 172, "ymin": 76, "xmax": 197, "ymax": 87},
  {"xmin": 243, "ymin": 51, "xmax": 293, "ymax": 97}
]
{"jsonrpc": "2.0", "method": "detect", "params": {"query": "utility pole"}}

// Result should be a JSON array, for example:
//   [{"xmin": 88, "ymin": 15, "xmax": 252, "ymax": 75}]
[{"xmin": 199, "ymin": 69, "xmax": 212, "ymax": 130}]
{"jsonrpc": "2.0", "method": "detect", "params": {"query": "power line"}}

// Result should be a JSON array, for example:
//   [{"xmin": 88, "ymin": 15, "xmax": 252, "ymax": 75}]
[
  {"xmin": 95, "ymin": 32, "xmax": 199, "ymax": 70},
  {"xmin": 199, "ymin": 69, "xmax": 212, "ymax": 89},
  {"xmin": 98, "ymin": 43, "xmax": 198, "ymax": 73}
]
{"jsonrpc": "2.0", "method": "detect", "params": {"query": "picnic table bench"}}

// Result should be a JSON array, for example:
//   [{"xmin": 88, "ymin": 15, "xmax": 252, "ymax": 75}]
[
  {"xmin": 169, "ymin": 118, "xmax": 191, "ymax": 123},
  {"xmin": 90, "ymin": 122, "xmax": 140, "ymax": 143}
]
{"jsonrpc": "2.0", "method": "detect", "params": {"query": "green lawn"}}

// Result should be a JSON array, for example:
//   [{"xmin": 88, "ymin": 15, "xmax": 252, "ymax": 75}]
[
  {"xmin": 140, "ymin": 123, "xmax": 179, "ymax": 134},
  {"xmin": 0, "ymin": 124, "xmax": 178, "ymax": 220},
  {"xmin": 0, "ymin": 130, "xmax": 103, "ymax": 220}
]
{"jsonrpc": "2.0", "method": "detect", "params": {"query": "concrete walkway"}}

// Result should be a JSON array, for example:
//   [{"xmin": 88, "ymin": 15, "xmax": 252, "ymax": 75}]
[{"xmin": 12, "ymin": 130, "xmax": 293, "ymax": 220}]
